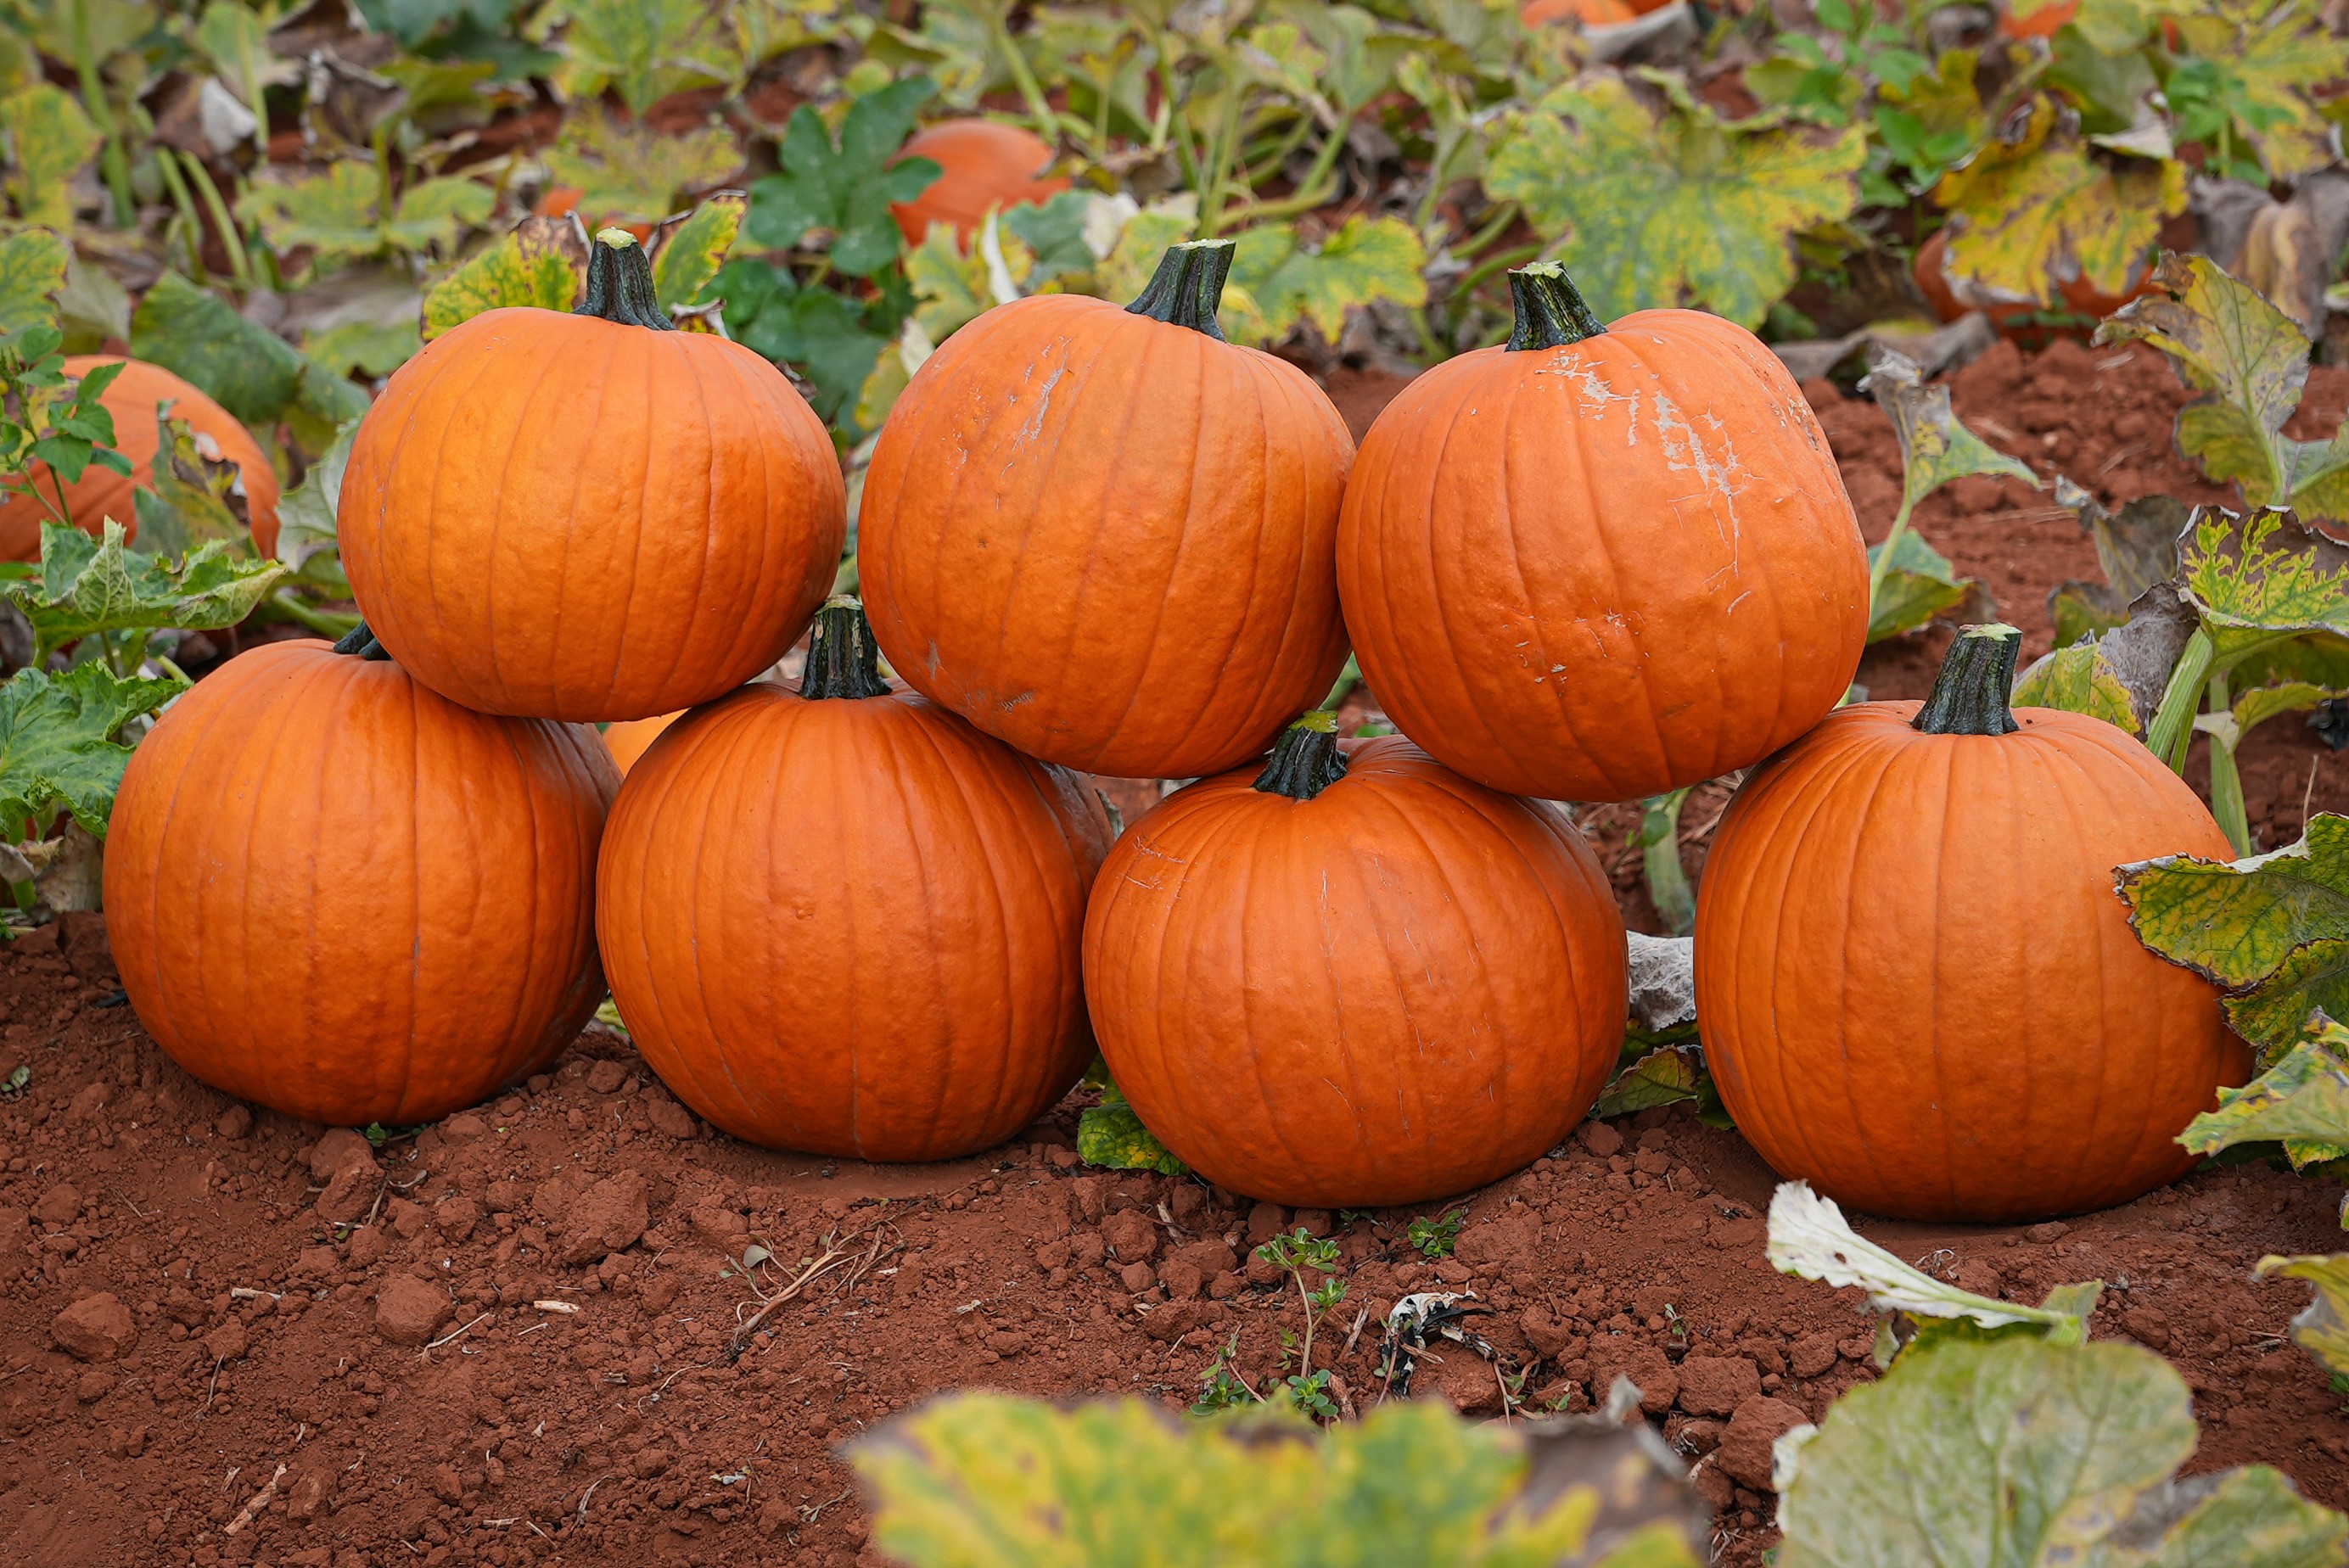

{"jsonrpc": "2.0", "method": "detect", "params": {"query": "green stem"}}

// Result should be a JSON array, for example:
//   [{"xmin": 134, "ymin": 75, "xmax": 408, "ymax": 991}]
[
  {"xmin": 1451, "ymin": 243, "xmax": 1544, "ymax": 316},
  {"xmin": 266, "ymin": 589, "xmax": 362, "ymax": 638},
  {"xmin": 1221, "ymin": 111, "xmax": 1354, "ymax": 231},
  {"xmin": 1456, "ymin": 201, "xmax": 1522, "ymax": 260},
  {"xmin": 70, "ymin": 0, "xmax": 135, "ymax": 227},
  {"xmin": 1505, "ymin": 262, "xmax": 1607, "ymax": 350},
  {"xmin": 1640, "ymin": 787, "xmax": 1695, "ymax": 936},
  {"xmin": 1294, "ymin": 1268, "xmax": 1317, "ymax": 1381},
  {"xmin": 2148, "ymin": 627, "xmax": 2215, "ymax": 773},
  {"xmin": 799, "ymin": 596, "xmax": 891, "ymax": 701},
  {"xmin": 1126, "ymin": 238, "xmax": 1235, "ymax": 339},
  {"xmin": 1253, "ymin": 712, "xmax": 1348, "ymax": 800},
  {"xmin": 1912, "ymin": 623, "xmax": 2021, "ymax": 736},
  {"xmin": 179, "ymin": 152, "xmax": 252, "ymax": 288},
  {"xmin": 1865, "ymin": 496, "xmax": 1915, "ymax": 622},
  {"xmin": 154, "ymin": 152, "xmax": 211, "ymax": 280},
  {"xmin": 1197, "ymin": 92, "xmax": 1245, "ymax": 238},
  {"xmin": 985, "ymin": 6, "xmax": 1061, "ymax": 140},
  {"xmin": 2202, "ymin": 667, "xmax": 2251, "ymax": 855}
]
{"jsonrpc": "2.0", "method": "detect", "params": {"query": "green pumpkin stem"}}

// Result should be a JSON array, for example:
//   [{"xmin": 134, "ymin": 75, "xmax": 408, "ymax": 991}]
[
  {"xmin": 1913, "ymin": 624, "xmax": 2022, "ymax": 736},
  {"xmin": 1125, "ymin": 239, "xmax": 1236, "ymax": 341},
  {"xmin": 1505, "ymin": 262, "xmax": 1607, "ymax": 350},
  {"xmin": 332, "ymin": 620, "xmax": 390, "ymax": 661},
  {"xmin": 576, "ymin": 228, "xmax": 676, "ymax": 331},
  {"xmin": 799, "ymin": 596, "xmax": 891, "ymax": 701},
  {"xmin": 1253, "ymin": 711, "xmax": 1349, "ymax": 800}
]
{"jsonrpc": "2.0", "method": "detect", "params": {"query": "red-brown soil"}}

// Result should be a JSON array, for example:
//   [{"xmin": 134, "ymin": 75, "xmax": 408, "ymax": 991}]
[{"xmin": 4, "ymin": 344, "xmax": 2346, "ymax": 1568}]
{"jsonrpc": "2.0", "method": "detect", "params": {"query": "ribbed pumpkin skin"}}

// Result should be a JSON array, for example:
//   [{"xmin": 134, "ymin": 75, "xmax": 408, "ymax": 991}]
[
  {"xmin": 889, "ymin": 120, "xmax": 1068, "ymax": 246},
  {"xmin": 860, "ymin": 294, "xmax": 1354, "ymax": 778},
  {"xmin": 1694, "ymin": 703, "xmax": 2247, "ymax": 1223},
  {"xmin": 1337, "ymin": 310, "xmax": 1866, "ymax": 802},
  {"xmin": 338, "ymin": 308, "xmax": 845, "ymax": 722},
  {"xmin": 597, "ymin": 683, "xmax": 1113, "ymax": 1162},
  {"xmin": 0, "ymin": 357, "xmax": 281, "ymax": 561},
  {"xmin": 1083, "ymin": 737, "xmax": 1628, "ymax": 1207},
  {"xmin": 103, "ymin": 640, "xmax": 618, "ymax": 1127}
]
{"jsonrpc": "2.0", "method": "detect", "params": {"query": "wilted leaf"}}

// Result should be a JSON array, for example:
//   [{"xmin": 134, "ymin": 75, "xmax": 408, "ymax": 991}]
[
  {"xmin": 0, "ymin": 226, "xmax": 69, "ymax": 334},
  {"xmin": 743, "ymin": 78, "xmax": 938, "ymax": 277},
  {"xmin": 139, "ymin": 406, "xmax": 251, "ymax": 552},
  {"xmin": 1864, "ymin": 347, "xmax": 2040, "ymax": 516},
  {"xmin": 2048, "ymin": 580, "xmax": 2133, "ymax": 648},
  {"xmin": 191, "ymin": 0, "xmax": 294, "ymax": 154},
  {"xmin": 0, "ymin": 84, "xmax": 100, "ymax": 229},
  {"xmin": 1593, "ymin": 1044, "xmax": 1707, "ymax": 1118},
  {"xmin": 1221, "ymin": 216, "xmax": 1427, "ymax": 347},
  {"xmin": 272, "ymin": 417, "xmax": 356, "ymax": 591},
  {"xmin": 852, "ymin": 1392, "xmax": 1707, "ymax": 1568},
  {"xmin": 2012, "ymin": 639, "xmax": 2142, "ymax": 732},
  {"xmin": 2176, "ymin": 507, "xmax": 2349, "ymax": 641},
  {"xmin": 1487, "ymin": 71, "xmax": 1867, "ymax": 329},
  {"xmin": 422, "ymin": 217, "xmax": 587, "ymax": 339},
  {"xmin": 1776, "ymin": 1330, "xmax": 2346, "ymax": 1568},
  {"xmin": 5, "ymin": 520, "xmax": 288, "ymax": 665},
  {"xmin": 0, "ymin": 661, "xmax": 185, "ymax": 837},
  {"xmin": 1867, "ymin": 529, "xmax": 1975, "ymax": 642},
  {"xmin": 2177, "ymin": 1022, "xmax": 2349, "ymax": 1167},
  {"xmin": 1935, "ymin": 96, "xmax": 2186, "ymax": 304},
  {"xmin": 2058, "ymin": 480, "xmax": 2189, "ymax": 602},
  {"xmin": 2258, "ymin": 1254, "xmax": 2349, "ymax": 1375},
  {"xmin": 2095, "ymin": 253, "xmax": 2349, "ymax": 521},
  {"xmin": 546, "ymin": 112, "xmax": 743, "ymax": 227},
  {"xmin": 650, "ymin": 193, "xmax": 745, "ymax": 311},
  {"xmin": 129, "ymin": 273, "xmax": 368, "ymax": 433}
]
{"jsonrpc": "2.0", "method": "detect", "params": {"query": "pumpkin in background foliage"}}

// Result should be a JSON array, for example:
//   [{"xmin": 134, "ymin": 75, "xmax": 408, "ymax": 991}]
[
  {"xmin": 601, "ymin": 711, "xmax": 682, "ymax": 776},
  {"xmin": 1083, "ymin": 715, "xmax": 1628, "ymax": 1207},
  {"xmin": 1694, "ymin": 625, "xmax": 2245, "ymax": 1224},
  {"xmin": 1337, "ymin": 264, "xmax": 1867, "ymax": 804},
  {"xmin": 104, "ymin": 631, "xmax": 618, "ymax": 1128},
  {"xmin": 888, "ymin": 120, "xmax": 1068, "ymax": 247},
  {"xmin": 597, "ymin": 598, "xmax": 1112, "ymax": 1163},
  {"xmin": 860, "ymin": 240, "xmax": 1354, "ymax": 779},
  {"xmin": 1913, "ymin": 228, "xmax": 2153, "ymax": 345},
  {"xmin": 0, "ymin": 356, "xmax": 281, "ymax": 563},
  {"xmin": 338, "ymin": 230, "xmax": 844, "ymax": 723}
]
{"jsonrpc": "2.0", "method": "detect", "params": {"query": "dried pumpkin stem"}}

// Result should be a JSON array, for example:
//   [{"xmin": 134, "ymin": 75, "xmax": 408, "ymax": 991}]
[
  {"xmin": 800, "ymin": 596, "xmax": 891, "ymax": 701},
  {"xmin": 1912, "ymin": 624, "xmax": 2021, "ymax": 736},
  {"xmin": 331, "ymin": 620, "xmax": 390, "ymax": 662},
  {"xmin": 1505, "ymin": 262, "xmax": 1607, "ymax": 350},
  {"xmin": 576, "ymin": 228, "xmax": 676, "ymax": 332},
  {"xmin": 1126, "ymin": 239, "xmax": 1236, "ymax": 341},
  {"xmin": 1253, "ymin": 711, "xmax": 1348, "ymax": 800}
]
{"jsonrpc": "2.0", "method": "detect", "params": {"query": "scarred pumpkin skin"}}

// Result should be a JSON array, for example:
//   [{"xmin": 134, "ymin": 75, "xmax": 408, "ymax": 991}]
[
  {"xmin": 1337, "ymin": 265, "xmax": 1867, "ymax": 803},
  {"xmin": 860, "ymin": 241, "xmax": 1354, "ymax": 780},
  {"xmin": 0, "ymin": 356, "xmax": 281, "ymax": 561},
  {"xmin": 889, "ymin": 120, "xmax": 1068, "ymax": 247},
  {"xmin": 1084, "ymin": 726, "xmax": 1628, "ymax": 1207},
  {"xmin": 104, "ymin": 638, "xmax": 618, "ymax": 1127},
  {"xmin": 597, "ymin": 602, "xmax": 1113, "ymax": 1162},
  {"xmin": 1694, "ymin": 630, "xmax": 2247, "ymax": 1223},
  {"xmin": 338, "ymin": 234, "xmax": 844, "ymax": 722}
]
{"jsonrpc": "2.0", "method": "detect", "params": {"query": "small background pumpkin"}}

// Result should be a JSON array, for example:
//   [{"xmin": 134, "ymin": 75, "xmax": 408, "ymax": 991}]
[
  {"xmin": 887, "ymin": 120, "xmax": 1068, "ymax": 247},
  {"xmin": 601, "ymin": 711, "xmax": 682, "ymax": 775}
]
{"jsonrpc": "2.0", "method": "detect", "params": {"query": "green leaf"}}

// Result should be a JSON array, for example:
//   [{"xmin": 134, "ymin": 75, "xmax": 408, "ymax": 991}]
[
  {"xmin": 2170, "ymin": 1, "xmax": 2349, "ymax": 182},
  {"xmin": 743, "ymin": 79, "xmax": 938, "ymax": 277},
  {"xmin": 0, "ymin": 84, "xmax": 100, "ymax": 228},
  {"xmin": 2093, "ymin": 252, "xmax": 2349, "ymax": 520},
  {"xmin": 272, "ymin": 417, "xmax": 356, "ymax": 591},
  {"xmin": 2235, "ymin": 680, "xmax": 2340, "ymax": 740},
  {"xmin": 2176, "ymin": 507, "xmax": 2349, "ymax": 641},
  {"xmin": 650, "ymin": 193, "xmax": 745, "ymax": 311},
  {"xmin": 2012, "ymin": 639, "xmax": 2142, "ymax": 732},
  {"xmin": 1092, "ymin": 199, "xmax": 1197, "ymax": 311},
  {"xmin": 2048, "ymin": 580, "xmax": 2134, "ymax": 648},
  {"xmin": 851, "ymin": 1392, "xmax": 1708, "ymax": 1568},
  {"xmin": 237, "ymin": 164, "xmax": 387, "ymax": 264},
  {"xmin": 129, "ymin": 272, "xmax": 367, "ymax": 433},
  {"xmin": 722, "ymin": 266, "xmax": 889, "ymax": 429},
  {"xmin": 1486, "ymin": 72, "xmax": 1867, "ymax": 329},
  {"xmin": 302, "ymin": 318, "xmax": 421, "ymax": 378},
  {"xmin": 2177, "ymin": 1022, "xmax": 2349, "ymax": 1167},
  {"xmin": 5, "ymin": 519, "xmax": 288, "ymax": 665},
  {"xmin": 1776, "ymin": 1330, "xmax": 2346, "ymax": 1568},
  {"xmin": 55, "ymin": 252, "xmax": 130, "ymax": 354},
  {"xmin": 2258, "ymin": 1254, "xmax": 2349, "ymax": 1376},
  {"xmin": 140, "ymin": 405, "xmax": 254, "ymax": 551},
  {"xmin": 0, "ymin": 227, "xmax": 69, "ymax": 335},
  {"xmin": 422, "ymin": 216, "xmax": 587, "ymax": 340},
  {"xmin": 544, "ymin": 0, "xmax": 742, "ymax": 115},
  {"xmin": 1592, "ymin": 1043, "xmax": 1707, "ymax": 1118},
  {"xmin": 1076, "ymin": 1089, "xmax": 1189, "ymax": 1178},
  {"xmin": 193, "ymin": 1, "xmax": 297, "ymax": 154},
  {"xmin": 1934, "ymin": 95, "xmax": 2186, "ymax": 304},
  {"xmin": 903, "ymin": 214, "xmax": 1031, "ymax": 341},
  {"xmin": 1864, "ymin": 348, "xmax": 2041, "ymax": 516},
  {"xmin": 543, "ymin": 111, "xmax": 743, "ymax": 228},
  {"xmin": 0, "ymin": 661, "xmax": 186, "ymax": 838},
  {"xmin": 1002, "ymin": 189, "xmax": 1098, "ymax": 288},
  {"xmin": 1221, "ymin": 216, "xmax": 1427, "ymax": 347},
  {"xmin": 386, "ymin": 176, "xmax": 495, "ymax": 255},
  {"xmin": 1867, "ymin": 529, "xmax": 1974, "ymax": 642}
]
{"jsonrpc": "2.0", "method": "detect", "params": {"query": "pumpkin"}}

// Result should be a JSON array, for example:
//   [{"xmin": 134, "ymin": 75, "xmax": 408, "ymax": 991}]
[
  {"xmin": 104, "ymin": 629, "xmax": 618, "ymax": 1128},
  {"xmin": 533, "ymin": 186, "xmax": 653, "ymax": 243},
  {"xmin": 1083, "ymin": 714, "xmax": 1628, "ymax": 1207},
  {"xmin": 889, "ymin": 120, "xmax": 1069, "ymax": 247},
  {"xmin": 860, "ymin": 240, "xmax": 1354, "ymax": 779},
  {"xmin": 597, "ymin": 597, "xmax": 1112, "ymax": 1162},
  {"xmin": 0, "ymin": 356, "xmax": 280, "ymax": 563},
  {"xmin": 2000, "ymin": 0, "xmax": 2078, "ymax": 35},
  {"xmin": 1914, "ymin": 227, "xmax": 2153, "ymax": 346},
  {"xmin": 1520, "ymin": 0, "xmax": 1649, "ymax": 21},
  {"xmin": 601, "ymin": 711, "xmax": 682, "ymax": 776},
  {"xmin": 1693, "ymin": 624, "xmax": 2247, "ymax": 1223},
  {"xmin": 1337, "ymin": 263, "xmax": 1867, "ymax": 803},
  {"xmin": 338, "ymin": 229, "xmax": 845, "ymax": 722}
]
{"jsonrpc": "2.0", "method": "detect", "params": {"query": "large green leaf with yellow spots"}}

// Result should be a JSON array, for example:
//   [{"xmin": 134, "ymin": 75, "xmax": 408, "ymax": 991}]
[
  {"xmin": 2012, "ymin": 641, "xmax": 2140, "ymax": 732},
  {"xmin": 1221, "ymin": 216, "xmax": 1427, "ymax": 346},
  {"xmin": 2174, "ymin": 507, "xmax": 2349, "ymax": 641},
  {"xmin": 2168, "ymin": 0, "xmax": 2349, "ymax": 182},
  {"xmin": 2260, "ymin": 1253, "xmax": 2349, "ymax": 1374},
  {"xmin": 423, "ymin": 217, "xmax": 588, "ymax": 339},
  {"xmin": 0, "ymin": 83, "xmax": 100, "ymax": 229},
  {"xmin": 2179, "ymin": 1020, "xmax": 2349, "ymax": 1169}
]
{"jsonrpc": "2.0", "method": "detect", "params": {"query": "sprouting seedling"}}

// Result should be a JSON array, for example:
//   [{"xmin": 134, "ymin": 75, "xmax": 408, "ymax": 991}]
[
  {"xmin": 1254, "ymin": 1229, "xmax": 1348, "ymax": 1412},
  {"xmin": 1191, "ymin": 1331, "xmax": 1261, "ymax": 1414},
  {"xmin": 1405, "ymin": 1209, "xmax": 1466, "ymax": 1259}
]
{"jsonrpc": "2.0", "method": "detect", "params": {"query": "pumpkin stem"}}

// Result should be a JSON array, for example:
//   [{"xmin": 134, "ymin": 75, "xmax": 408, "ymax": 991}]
[
  {"xmin": 1506, "ymin": 262, "xmax": 1607, "ymax": 350},
  {"xmin": 1253, "ymin": 711, "xmax": 1349, "ymax": 800},
  {"xmin": 799, "ymin": 596, "xmax": 891, "ymax": 701},
  {"xmin": 332, "ymin": 620, "xmax": 390, "ymax": 661},
  {"xmin": 576, "ymin": 228, "xmax": 676, "ymax": 332},
  {"xmin": 1913, "ymin": 624, "xmax": 2022, "ymax": 736},
  {"xmin": 1125, "ymin": 239, "xmax": 1235, "ymax": 341}
]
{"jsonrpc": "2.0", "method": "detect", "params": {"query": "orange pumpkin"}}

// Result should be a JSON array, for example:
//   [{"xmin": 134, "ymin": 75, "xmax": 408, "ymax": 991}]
[
  {"xmin": 1693, "ymin": 625, "xmax": 2247, "ymax": 1223},
  {"xmin": 338, "ymin": 230, "xmax": 844, "ymax": 722},
  {"xmin": 1337, "ymin": 263, "xmax": 1867, "ymax": 803},
  {"xmin": 601, "ymin": 711, "xmax": 682, "ymax": 776},
  {"xmin": 104, "ymin": 632, "xmax": 618, "ymax": 1128},
  {"xmin": 1915, "ymin": 227, "xmax": 2154, "ymax": 344},
  {"xmin": 597, "ymin": 598, "xmax": 1112, "ymax": 1162},
  {"xmin": 0, "ymin": 356, "xmax": 281, "ymax": 562},
  {"xmin": 533, "ymin": 186, "xmax": 653, "ymax": 244},
  {"xmin": 1521, "ymin": 0, "xmax": 1644, "ymax": 21},
  {"xmin": 2000, "ymin": 0, "xmax": 2078, "ymax": 35},
  {"xmin": 888, "ymin": 120, "xmax": 1069, "ymax": 248},
  {"xmin": 1083, "ymin": 715, "xmax": 1628, "ymax": 1207},
  {"xmin": 860, "ymin": 240, "xmax": 1354, "ymax": 779}
]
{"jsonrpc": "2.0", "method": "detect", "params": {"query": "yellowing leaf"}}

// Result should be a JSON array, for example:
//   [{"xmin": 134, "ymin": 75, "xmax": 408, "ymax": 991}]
[
  {"xmin": 1487, "ymin": 72, "xmax": 1866, "ymax": 329},
  {"xmin": 238, "ymin": 164, "xmax": 385, "ymax": 262},
  {"xmin": 386, "ymin": 176, "xmax": 495, "ymax": 255},
  {"xmin": 541, "ymin": 0, "xmax": 743, "ymax": 115},
  {"xmin": 650, "ymin": 193, "xmax": 745, "ymax": 311},
  {"xmin": 1076, "ymin": 1099, "xmax": 1188, "ymax": 1177},
  {"xmin": 1592, "ymin": 1043, "xmax": 1707, "ymax": 1118},
  {"xmin": 2013, "ymin": 641, "xmax": 2142, "ymax": 732},
  {"xmin": 0, "ymin": 226, "xmax": 69, "ymax": 335},
  {"xmin": 1935, "ymin": 97, "xmax": 2186, "ymax": 303},
  {"xmin": 904, "ymin": 213, "xmax": 1032, "ymax": 342},
  {"xmin": 422, "ymin": 217, "xmax": 588, "ymax": 340},
  {"xmin": 0, "ymin": 661, "xmax": 186, "ymax": 839},
  {"xmin": 5, "ymin": 519, "xmax": 289, "ymax": 667},
  {"xmin": 2170, "ymin": 0, "xmax": 2349, "ymax": 182},
  {"xmin": 2259, "ymin": 1254, "xmax": 2349, "ymax": 1375},
  {"xmin": 1867, "ymin": 529, "xmax": 1975, "ymax": 643},
  {"xmin": 0, "ymin": 83, "xmax": 101, "ymax": 229},
  {"xmin": 544, "ymin": 112, "xmax": 743, "ymax": 227},
  {"xmin": 2176, "ymin": 507, "xmax": 2349, "ymax": 641},
  {"xmin": 1092, "ymin": 198, "xmax": 1197, "ymax": 310},
  {"xmin": 1221, "ymin": 216, "xmax": 1427, "ymax": 348},
  {"xmin": 2177, "ymin": 1022, "xmax": 2349, "ymax": 1166}
]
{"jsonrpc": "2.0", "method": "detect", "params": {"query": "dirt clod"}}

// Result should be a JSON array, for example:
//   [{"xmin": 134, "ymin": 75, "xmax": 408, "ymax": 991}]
[
  {"xmin": 1718, "ymin": 1395, "xmax": 1813, "ymax": 1490},
  {"xmin": 373, "ymin": 1274, "xmax": 451, "ymax": 1347},
  {"xmin": 1677, "ymin": 1354, "xmax": 1764, "ymax": 1416},
  {"xmin": 52, "ymin": 1291, "xmax": 137, "ymax": 1362},
  {"xmin": 558, "ymin": 1171, "xmax": 649, "ymax": 1264}
]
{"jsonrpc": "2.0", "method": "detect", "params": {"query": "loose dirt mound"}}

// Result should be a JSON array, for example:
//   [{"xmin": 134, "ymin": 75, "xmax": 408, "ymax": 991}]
[{"xmin": 3, "ymin": 346, "xmax": 2345, "ymax": 1568}]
